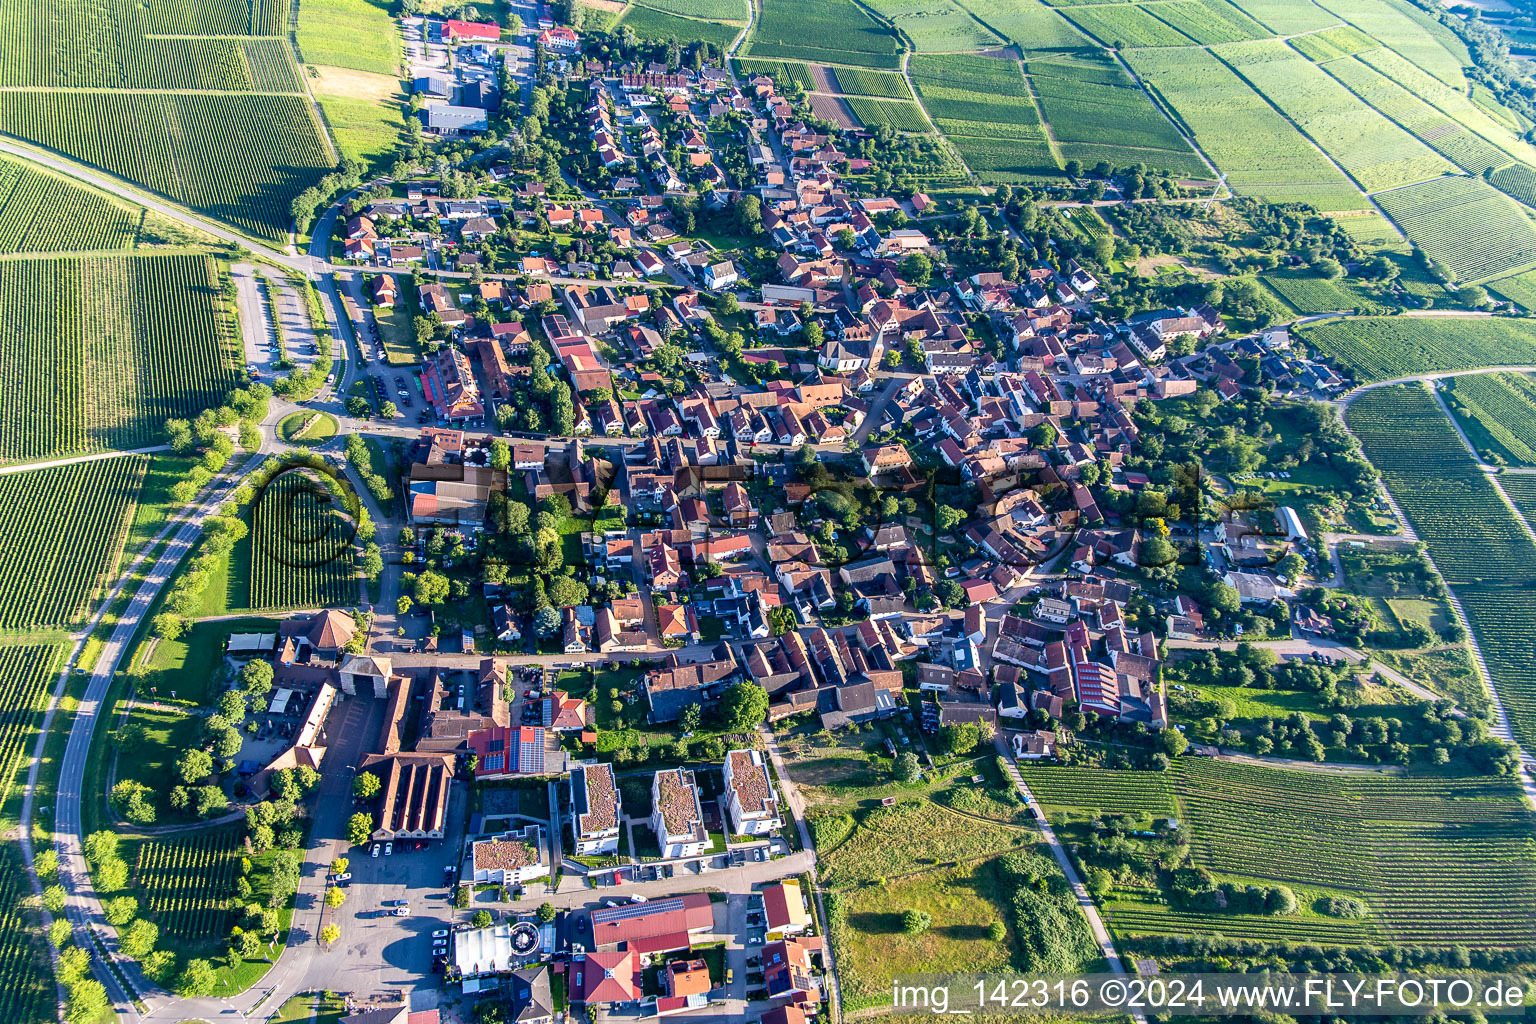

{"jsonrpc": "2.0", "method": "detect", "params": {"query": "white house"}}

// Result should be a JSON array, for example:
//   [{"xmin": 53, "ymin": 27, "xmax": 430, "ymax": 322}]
[
  {"xmin": 651, "ymin": 768, "xmax": 709, "ymax": 858},
  {"xmin": 471, "ymin": 824, "xmax": 548, "ymax": 886},
  {"xmin": 722, "ymin": 749, "xmax": 782, "ymax": 837},
  {"xmin": 571, "ymin": 763, "xmax": 621, "ymax": 856}
]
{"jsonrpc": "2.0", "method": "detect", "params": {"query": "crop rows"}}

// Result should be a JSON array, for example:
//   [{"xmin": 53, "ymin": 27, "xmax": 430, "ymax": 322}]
[
  {"xmin": 1226, "ymin": 0, "xmax": 1340, "ymax": 34},
  {"xmin": 249, "ymin": 472, "xmax": 358, "ymax": 610},
  {"xmin": 0, "ymin": 255, "xmax": 241, "ymax": 460},
  {"xmin": 1374, "ymin": 176, "xmax": 1536, "ymax": 283},
  {"xmin": 1107, "ymin": 895, "xmax": 1377, "ymax": 943},
  {"xmin": 735, "ymin": 58, "xmax": 814, "ymax": 90},
  {"xmin": 1124, "ymin": 46, "xmax": 1367, "ymax": 210},
  {"xmin": 1147, "ymin": 0, "xmax": 1269, "ymax": 43},
  {"xmin": 1029, "ymin": 52, "xmax": 1203, "ymax": 172},
  {"xmin": 846, "ymin": 97, "xmax": 929, "ymax": 132},
  {"xmin": 617, "ymin": 4, "xmax": 742, "ymax": 47},
  {"xmin": 745, "ymin": 0, "xmax": 903, "ymax": 67},
  {"xmin": 1313, "ymin": 0, "xmax": 1468, "ymax": 87},
  {"xmin": 1298, "ymin": 315, "xmax": 1536, "ymax": 383},
  {"xmin": 1260, "ymin": 270, "xmax": 1385, "ymax": 314},
  {"xmin": 826, "ymin": 65, "xmax": 911, "ymax": 98},
  {"xmin": 1018, "ymin": 765, "xmax": 1177, "ymax": 816},
  {"xmin": 0, "ymin": 92, "xmax": 332, "ymax": 242},
  {"xmin": 135, "ymin": 829, "xmax": 240, "ymax": 941},
  {"xmin": 1062, "ymin": 4, "xmax": 1193, "ymax": 47},
  {"xmin": 956, "ymin": 0, "xmax": 1093, "ymax": 52},
  {"xmin": 296, "ymin": 0, "xmax": 401, "ymax": 75},
  {"xmin": 0, "ymin": 154, "xmax": 139, "ymax": 254},
  {"xmin": 0, "ymin": 457, "xmax": 146, "ymax": 628},
  {"xmin": 1288, "ymin": 24, "xmax": 1377, "ymax": 61},
  {"xmin": 1444, "ymin": 371, "xmax": 1536, "ymax": 465},
  {"xmin": 864, "ymin": 0, "xmax": 1002, "ymax": 51},
  {"xmin": 0, "ymin": 33, "xmax": 297, "ymax": 92},
  {"xmin": 636, "ymin": 0, "xmax": 749, "ymax": 23},
  {"xmin": 0, "ymin": 645, "xmax": 62, "ymax": 801},
  {"xmin": 0, "ymin": 842, "xmax": 52, "ymax": 1024},
  {"xmin": 1488, "ymin": 267, "xmax": 1536, "ymax": 311}
]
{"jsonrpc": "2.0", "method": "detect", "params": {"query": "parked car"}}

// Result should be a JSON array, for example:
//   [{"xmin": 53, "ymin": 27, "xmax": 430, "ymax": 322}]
[
  {"xmin": 331, "ymin": 872, "xmax": 351, "ymax": 882},
  {"xmin": 393, "ymin": 907, "xmax": 410, "ymax": 917},
  {"xmin": 371, "ymin": 844, "xmax": 380, "ymax": 858},
  {"xmin": 433, "ymin": 929, "xmax": 450, "ymax": 939},
  {"xmin": 384, "ymin": 842, "xmax": 394, "ymax": 856}
]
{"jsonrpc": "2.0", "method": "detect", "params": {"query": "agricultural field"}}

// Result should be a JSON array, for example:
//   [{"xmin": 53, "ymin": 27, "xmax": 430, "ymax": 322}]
[
  {"xmin": 815, "ymin": 798, "xmax": 1029, "ymax": 889},
  {"xmin": 310, "ymin": 67, "xmax": 407, "ymax": 168},
  {"xmin": 1494, "ymin": 471, "xmax": 1536, "ymax": 529},
  {"xmin": 864, "ymin": 0, "xmax": 1001, "ymax": 51},
  {"xmin": 1146, "ymin": 0, "xmax": 1269, "ymax": 44},
  {"xmin": 1373, "ymin": 176, "xmax": 1536, "ymax": 284},
  {"xmin": 135, "ymin": 829, "xmax": 242, "ymax": 941},
  {"xmin": 734, "ymin": 58, "xmax": 815, "ymax": 91},
  {"xmin": 744, "ymin": 0, "xmax": 903, "ymax": 68},
  {"xmin": 1488, "ymin": 267, "xmax": 1536, "ymax": 316},
  {"xmin": 1226, "ymin": 0, "xmax": 1341, "ymax": 34},
  {"xmin": 1031, "ymin": 759, "xmax": 1536, "ymax": 947},
  {"xmin": 955, "ymin": 0, "xmax": 1093, "ymax": 52},
  {"xmin": 825, "ymin": 65, "xmax": 911, "ymax": 98},
  {"xmin": 908, "ymin": 53, "xmax": 1063, "ymax": 179},
  {"xmin": 846, "ymin": 97, "xmax": 930, "ymax": 133},
  {"xmin": 1314, "ymin": 0, "xmax": 1468, "ymax": 87},
  {"xmin": 0, "ymin": 457, "xmax": 147, "ymax": 629},
  {"xmin": 0, "ymin": 843, "xmax": 52, "ymax": 1024},
  {"xmin": 1288, "ymin": 24, "xmax": 1377, "ymax": 60},
  {"xmin": 1260, "ymin": 268, "xmax": 1389, "ymax": 314},
  {"xmin": 248, "ymin": 470, "xmax": 358, "ymax": 610},
  {"xmin": 0, "ymin": 254, "xmax": 242, "ymax": 461},
  {"xmin": 0, "ymin": 645, "xmax": 61, "ymax": 801},
  {"xmin": 1060, "ymin": 4, "xmax": 1194, "ymax": 47},
  {"xmin": 1214, "ymin": 39, "xmax": 1453, "ymax": 194},
  {"xmin": 1028, "ymin": 51, "xmax": 1206, "ymax": 175},
  {"xmin": 295, "ymin": 0, "xmax": 400, "ymax": 74},
  {"xmin": 636, "ymin": 0, "xmax": 750, "ymax": 22},
  {"xmin": 1490, "ymin": 163, "xmax": 1536, "ymax": 207},
  {"xmin": 1349, "ymin": 384, "xmax": 1536, "ymax": 750},
  {"xmin": 0, "ymin": 93, "xmax": 333, "ymax": 242},
  {"xmin": 1125, "ymin": 46, "xmax": 1367, "ymax": 211},
  {"xmin": 1298, "ymin": 315, "xmax": 1536, "ymax": 383},
  {"xmin": 1442, "ymin": 372, "xmax": 1536, "ymax": 466},
  {"xmin": 0, "ymin": 154, "xmax": 143, "ymax": 254},
  {"xmin": 616, "ymin": 4, "xmax": 743, "ymax": 47}
]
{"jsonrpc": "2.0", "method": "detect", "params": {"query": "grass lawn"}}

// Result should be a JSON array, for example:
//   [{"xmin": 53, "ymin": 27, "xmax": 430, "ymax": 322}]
[
  {"xmin": 831, "ymin": 858, "xmax": 1016, "ymax": 1012},
  {"xmin": 117, "ymin": 452, "xmax": 201, "ymax": 572},
  {"xmin": 1183, "ymin": 682, "xmax": 1332, "ymax": 722},
  {"xmin": 361, "ymin": 435, "xmax": 398, "ymax": 517},
  {"xmin": 374, "ymin": 285, "xmax": 420, "ymax": 365},
  {"xmin": 135, "ymin": 617, "xmax": 283, "ymax": 706},
  {"xmin": 279, "ymin": 410, "xmax": 340, "ymax": 446},
  {"xmin": 272, "ymin": 992, "xmax": 347, "ymax": 1024},
  {"xmin": 814, "ymin": 798, "xmax": 1030, "ymax": 890},
  {"xmin": 113, "ymin": 704, "xmax": 202, "ymax": 817}
]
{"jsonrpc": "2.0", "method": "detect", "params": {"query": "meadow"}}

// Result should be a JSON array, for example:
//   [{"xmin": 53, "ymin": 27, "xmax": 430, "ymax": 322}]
[
  {"xmin": 1373, "ymin": 176, "xmax": 1536, "ymax": 284},
  {"xmin": 0, "ymin": 457, "xmax": 146, "ymax": 629},
  {"xmin": 1298, "ymin": 315, "xmax": 1536, "ymax": 383},
  {"xmin": 0, "ymin": 92, "xmax": 333, "ymax": 242},
  {"xmin": 0, "ymin": 254, "xmax": 242, "ymax": 461},
  {"xmin": 744, "ymin": 0, "xmax": 903, "ymax": 68},
  {"xmin": 135, "ymin": 829, "xmax": 243, "ymax": 941},
  {"xmin": 296, "ymin": 0, "xmax": 400, "ymax": 75},
  {"xmin": 1443, "ymin": 371, "xmax": 1536, "ymax": 466},
  {"xmin": 0, "ymin": 154, "xmax": 142, "ymax": 254},
  {"xmin": 1349, "ymin": 383, "xmax": 1536, "ymax": 750},
  {"xmin": 1028, "ymin": 759, "xmax": 1536, "ymax": 947},
  {"xmin": 1125, "ymin": 46, "xmax": 1367, "ymax": 210}
]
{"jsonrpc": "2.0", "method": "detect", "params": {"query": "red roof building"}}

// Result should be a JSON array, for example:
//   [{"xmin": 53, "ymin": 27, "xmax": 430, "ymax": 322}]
[
  {"xmin": 574, "ymin": 949, "xmax": 640, "ymax": 1005},
  {"xmin": 444, "ymin": 18, "xmax": 500, "ymax": 41},
  {"xmin": 589, "ymin": 892, "xmax": 714, "ymax": 953}
]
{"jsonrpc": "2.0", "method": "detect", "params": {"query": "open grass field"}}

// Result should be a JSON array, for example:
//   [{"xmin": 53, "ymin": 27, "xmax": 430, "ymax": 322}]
[
  {"xmin": 0, "ymin": 842, "xmax": 52, "ymax": 1024},
  {"xmin": 135, "ymin": 828, "xmax": 243, "ymax": 941},
  {"xmin": 1126, "ymin": 46, "xmax": 1367, "ymax": 211},
  {"xmin": 616, "ymin": 3, "xmax": 743, "ymax": 46},
  {"xmin": 1028, "ymin": 758, "xmax": 1536, "ymax": 947},
  {"xmin": 0, "ymin": 457, "xmax": 146, "ymax": 628},
  {"xmin": 296, "ymin": 0, "xmax": 400, "ymax": 74},
  {"xmin": 744, "ymin": 0, "xmax": 903, "ymax": 68},
  {"xmin": 1349, "ymin": 382, "xmax": 1536, "ymax": 750},
  {"xmin": 134, "ymin": 616, "xmax": 282, "ymax": 706},
  {"xmin": 0, "ymin": 92, "xmax": 332, "ymax": 242},
  {"xmin": 314, "ymin": 81, "xmax": 408, "ymax": 168},
  {"xmin": 0, "ymin": 152, "xmax": 142, "ymax": 253},
  {"xmin": 1299, "ymin": 315, "xmax": 1536, "ymax": 383},
  {"xmin": 1215, "ymin": 39, "xmax": 1453, "ymax": 194},
  {"xmin": 1375, "ymin": 645, "xmax": 1486, "ymax": 713},
  {"xmin": 1443, "ymin": 371, "xmax": 1536, "ymax": 466},
  {"xmin": 0, "ymin": 254, "xmax": 242, "ymax": 461},
  {"xmin": 1373, "ymin": 176, "xmax": 1536, "ymax": 284}
]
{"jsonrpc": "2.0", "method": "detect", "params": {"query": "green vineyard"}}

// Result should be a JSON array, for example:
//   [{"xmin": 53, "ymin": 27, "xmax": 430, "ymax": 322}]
[
  {"xmin": 0, "ymin": 843, "xmax": 52, "ymax": 1024},
  {"xmin": 249, "ymin": 471, "xmax": 358, "ymax": 610},
  {"xmin": 0, "ymin": 457, "xmax": 146, "ymax": 628},
  {"xmin": 0, "ymin": 153, "xmax": 140, "ymax": 253},
  {"xmin": 1349, "ymin": 383, "xmax": 1536, "ymax": 750},
  {"xmin": 134, "ymin": 829, "xmax": 241, "ymax": 941},
  {"xmin": 1373, "ymin": 176, "xmax": 1536, "ymax": 284},
  {"xmin": 0, "ymin": 254, "xmax": 243, "ymax": 461},
  {"xmin": 0, "ymin": 645, "xmax": 61, "ymax": 800},
  {"xmin": 0, "ymin": 93, "xmax": 332, "ymax": 241},
  {"xmin": 1298, "ymin": 315, "xmax": 1536, "ymax": 383},
  {"xmin": 1026, "ymin": 759, "xmax": 1536, "ymax": 947},
  {"xmin": 1443, "ymin": 371, "xmax": 1536, "ymax": 466}
]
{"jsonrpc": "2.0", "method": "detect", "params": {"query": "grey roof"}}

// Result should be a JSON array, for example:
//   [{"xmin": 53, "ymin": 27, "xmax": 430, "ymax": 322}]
[{"xmin": 424, "ymin": 105, "xmax": 489, "ymax": 131}]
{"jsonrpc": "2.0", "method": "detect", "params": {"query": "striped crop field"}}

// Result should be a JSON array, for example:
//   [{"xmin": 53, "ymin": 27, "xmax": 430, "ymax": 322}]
[
  {"xmin": 0, "ymin": 645, "xmax": 62, "ymax": 801},
  {"xmin": 0, "ymin": 456, "xmax": 146, "ymax": 629},
  {"xmin": 1028, "ymin": 759, "xmax": 1536, "ymax": 947},
  {"xmin": 0, "ymin": 842, "xmax": 52, "ymax": 1024},
  {"xmin": 1374, "ymin": 176, "xmax": 1536, "ymax": 283},
  {"xmin": 0, "ymin": 254, "xmax": 242, "ymax": 462},
  {"xmin": 0, "ymin": 93, "xmax": 332, "ymax": 242},
  {"xmin": 1349, "ymin": 383, "xmax": 1536, "ymax": 750},
  {"xmin": 0, "ymin": 153, "xmax": 141, "ymax": 253},
  {"xmin": 134, "ymin": 829, "xmax": 241, "ymax": 941},
  {"xmin": 1297, "ymin": 315, "xmax": 1536, "ymax": 383},
  {"xmin": 1443, "ymin": 371, "xmax": 1536, "ymax": 465},
  {"xmin": 248, "ymin": 471, "xmax": 358, "ymax": 610}
]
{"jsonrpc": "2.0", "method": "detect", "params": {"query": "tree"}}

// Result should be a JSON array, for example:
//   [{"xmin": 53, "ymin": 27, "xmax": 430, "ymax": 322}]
[
  {"xmin": 678, "ymin": 702, "xmax": 703, "ymax": 735},
  {"xmin": 902, "ymin": 909, "xmax": 932, "ymax": 934},
  {"xmin": 34, "ymin": 848, "xmax": 58, "ymax": 880},
  {"xmin": 347, "ymin": 812, "xmax": 375, "ymax": 847},
  {"xmin": 84, "ymin": 831, "xmax": 120, "ymax": 865},
  {"xmin": 717, "ymin": 681, "xmax": 769, "ymax": 732},
  {"xmin": 547, "ymin": 576, "xmax": 588, "ymax": 608},
  {"xmin": 987, "ymin": 920, "xmax": 1006, "ymax": 942},
  {"xmin": 1277, "ymin": 552, "xmax": 1306, "ymax": 586},
  {"xmin": 331, "ymin": 856, "xmax": 350, "ymax": 876},
  {"xmin": 936, "ymin": 579, "xmax": 966, "ymax": 609},
  {"xmin": 537, "ymin": 901, "xmax": 557, "ymax": 923},
  {"xmin": 111, "ymin": 780, "xmax": 157, "ymax": 824},
  {"xmin": 42, "ymin": 883, "xmax": 66, "ymax": 913},
  {"xmin": 321, "ymin": 923, "xmax": 341, "ymax": 946},
  {"xmin": 325, "ymin": 886, "xmax": 347, "ymax": 908},
  {"xmin": 153, "ymin": 612, "xmax": 187, "ymax": 641},
  {"xmin": 899, "ymin": 253, "xmax": 932, "ymax": 286},
  {"xmin": 119, "ymin": 918, "xmax": 158, "ymax": 960},
  {"xmin": 1266, "ymin": 885, "xmax": 1298, "ymax": 915},
  {"xmin": 414, "ymin": 570, "xmax": 450, "ymax": 605},
  {"xmin": 66, "ymin": 980, "xmax": 108, "ymax": 1024},
  {"xmin": 471, "ymin": 910, "xmax": 494, "ymax": 929},
  {"xmin": 177, "ymin": 747, "xmax": 214, "ymax": 785},
  {"xmin": 217, "ymin": 690, "xmax": 247, "ymax": 723},
  {"xmin": 1161, "ymin": 728, "xmax": 1189, "ymax": 757},
  {"xmin": 893, "ymin": 750, "xmax": 921, "ymax": 783},
  {"xmin": 380, "ymin": 400, "xmax": 399, "ymax": 419},
  {"xmin": 176, "ymin": 959, "xmax": 219, "ymax": 998},
  {"xmin": 240, "ymin": 659, "xmax": 274, "ymax": 697},
  {"xmin": 534, "ymin": 605, "xmax": 562, "ymax": 637},
  {"xmin": 354, "ymin": 773, "xmax": 381, "ymax": 800},
  {"xmin": 195, "ymin": 786, "xmax": 228, "ymax": 818},
  {"xmin": 938, "ymin": 721, "xmax": 979, "ymax": 755},
  {"xmin": 236, "ymin": 928, "xmax": 262, "ymax": 959}
]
